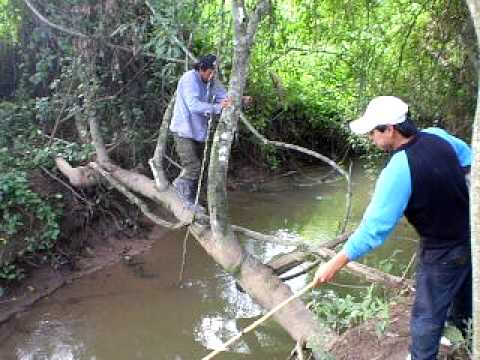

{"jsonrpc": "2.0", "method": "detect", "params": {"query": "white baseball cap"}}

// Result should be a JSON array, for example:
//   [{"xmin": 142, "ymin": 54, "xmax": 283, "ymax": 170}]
[{"xmin": 349, "ymin": 96, "xmax": 409, "ymax": 135}]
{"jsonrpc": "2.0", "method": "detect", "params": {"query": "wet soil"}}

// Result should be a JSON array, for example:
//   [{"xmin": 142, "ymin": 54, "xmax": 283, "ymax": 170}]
[{"xmin": 328, "ymin": 297, "xmax": 466, "ymax": 360}]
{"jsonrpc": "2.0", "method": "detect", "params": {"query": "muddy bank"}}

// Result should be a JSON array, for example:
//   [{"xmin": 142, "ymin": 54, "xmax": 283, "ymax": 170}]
[
  {"xmin": 0, "ymin": 221, "xmax": 168, "ymax": 330},
  {"xmin": 328, "ymin": 297, "xmax": 462, "ymax": 360}
]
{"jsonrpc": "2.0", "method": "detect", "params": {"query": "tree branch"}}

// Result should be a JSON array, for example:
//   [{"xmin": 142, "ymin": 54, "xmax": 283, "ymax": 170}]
[
  {"xmin": 239, "ymin": 112, "xmax": 348, "ymax": 178},
  {"xmin": 86, "ymin": 93, "xmax": 111, "ymax": 166},
  {"xmin": 149, "ymin": 94, "xmax": 175, "ymax": 190},
  {"xmin": 54, "ymin": 157, "xmax": 98, "ymax": 187},
  {"xmin": 23, "ymin": 0, "xmax": 88, "ymax": 38},
  {"xmin": 246, "ymin": 0, "xmax": 272, "ymax": 47},
  {"xmin": 89, "ymin": 162, "xmax": 185, "ymax": 229},
  {"xmin": 233, "ymin": 227, "xmax": 412, "ymax": 289},
  {"xmin": 22, "ymin": 0, "xmax": 185, "ymax": 63}
]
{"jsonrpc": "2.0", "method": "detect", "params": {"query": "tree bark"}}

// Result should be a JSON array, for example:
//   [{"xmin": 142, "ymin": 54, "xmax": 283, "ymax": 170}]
[
  {"xmin": 149, "ymin": 95, "xmax": 175, "ymax": 190},
  {"xmin": 465, "ymin": 1, "xmax": 480, "ymax": 358},
  {"xmin": 202, "ymin": 0, "xmax": 334, "ymax": 354}
]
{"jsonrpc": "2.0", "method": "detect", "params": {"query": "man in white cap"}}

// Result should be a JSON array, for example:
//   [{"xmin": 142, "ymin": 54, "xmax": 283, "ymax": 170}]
[{"xmin": 314, "ymin": 96, "xmax": 472, "ymax": 359}]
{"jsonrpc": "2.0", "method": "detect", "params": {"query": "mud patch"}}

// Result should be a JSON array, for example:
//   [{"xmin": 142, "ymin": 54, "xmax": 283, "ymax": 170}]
[{"xmin": 328, "ymin": 297, "xmax": 464, "ymax": 360}]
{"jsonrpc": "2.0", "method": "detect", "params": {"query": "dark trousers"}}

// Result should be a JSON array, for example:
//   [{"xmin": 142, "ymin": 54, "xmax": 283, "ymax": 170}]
[
  {"xmin": 410, "ymin": 246, "xmax": 472, "ymax": 360},
  {"xmin": 173, "ymin": 135, "xmax": 204, "ymax": 181}
]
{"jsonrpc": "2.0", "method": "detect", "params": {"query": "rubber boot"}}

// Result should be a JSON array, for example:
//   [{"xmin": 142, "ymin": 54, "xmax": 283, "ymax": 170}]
[
  {"xmin": 172, "ymin": 177, "xmax": 194, "ymax": 202},
  {"xmin": 172, "ymin": 178, "xmax": 206, "ymax": 214}
]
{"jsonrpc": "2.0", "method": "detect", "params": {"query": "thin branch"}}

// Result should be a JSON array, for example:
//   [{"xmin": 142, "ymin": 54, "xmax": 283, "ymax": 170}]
[
  {"xmin": 232, "ymin": 224, "xmax": 305, "ymax": 246},
  {"xmin": 23, "ymin": 0, "xmax": 89, "ymax": 38},
  {"xmin": 233, "ymin": 225, "xmax": 411, "ymax": 289},
  {"xmin": 314, "ymin": 247, "xmax": 414, "ymax": 289},
  {"xmin": 339, "ymin": 161, "xmax": 353, "ymax": 234},
  {"xmin": 239, "ymin": 112, "xmax": 349, "ymax": 179},
  {"xmin": 23, "ymin": 0, "xmax": 185, "ymax": 63}
]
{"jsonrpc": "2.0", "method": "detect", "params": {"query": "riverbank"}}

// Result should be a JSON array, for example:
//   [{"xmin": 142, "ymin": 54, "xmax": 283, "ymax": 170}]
[
  {"xmin": 328, "ymin": 296, "xmax": 466, "ymax": 360},
  {"xmin": 0, "ymin": 166, "xmax": 466, "ymax": 359},
  {"xmin": 0, "ymin": 219, "xmax": 165, "ymax": 330}
]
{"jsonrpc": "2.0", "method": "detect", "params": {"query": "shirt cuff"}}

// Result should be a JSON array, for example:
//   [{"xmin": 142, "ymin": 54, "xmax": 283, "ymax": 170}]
[{"xmin": 214, "ymin": 104, "xmax": 222, "ymax": 115}]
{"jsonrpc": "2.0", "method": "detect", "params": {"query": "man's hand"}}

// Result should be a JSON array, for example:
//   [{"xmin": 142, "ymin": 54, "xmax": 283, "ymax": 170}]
[
  {"xmin": 313, "ymin": 250, "xmax": 350, "ymax": 287},
  {"xmin": 220, "ymin": 98, "xmax": 232, "ymax": 109},
  {"xmin": 242, "ymin": 96, "xmax": 253, "ymax": 108}
]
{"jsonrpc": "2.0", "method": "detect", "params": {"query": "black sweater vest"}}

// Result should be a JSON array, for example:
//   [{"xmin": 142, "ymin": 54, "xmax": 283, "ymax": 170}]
[{"xmin": 397, "ymin": 132, "xmax": 470, "ymax": 249}]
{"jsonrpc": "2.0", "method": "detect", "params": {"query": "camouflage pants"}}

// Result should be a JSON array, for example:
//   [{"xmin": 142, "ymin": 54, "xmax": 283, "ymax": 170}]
[{"xmin": 173, "ymin": 135, "xmax": 205, "ymax": 181}]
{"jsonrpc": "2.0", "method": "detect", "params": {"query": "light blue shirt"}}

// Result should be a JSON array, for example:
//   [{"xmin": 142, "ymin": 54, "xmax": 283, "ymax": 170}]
[
  {"xmin": 343, "ymin": 128, "xmax": 471, "ymax": 261},
  {"xmin": 170, "ymin": 69, "xmax": 227, "ymax": 142}
]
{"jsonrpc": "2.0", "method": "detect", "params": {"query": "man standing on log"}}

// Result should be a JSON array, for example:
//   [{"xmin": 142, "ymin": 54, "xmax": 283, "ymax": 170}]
[
  {"xmin": 314, "ymin": 96, "xmax": 471, "ymax": 360},
  {"xmin": 169, "ymin": 54, "xmax": 231, "ymax": 208}
]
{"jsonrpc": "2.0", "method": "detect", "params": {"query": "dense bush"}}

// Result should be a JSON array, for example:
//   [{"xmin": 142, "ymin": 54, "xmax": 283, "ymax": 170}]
[
  {"xmin": 0, "ymin": 169, "xmax": 60, "ymax": 280},
  {"xmin": 0, "ymin": 100, "xmax": 93, "ymax": 281}
]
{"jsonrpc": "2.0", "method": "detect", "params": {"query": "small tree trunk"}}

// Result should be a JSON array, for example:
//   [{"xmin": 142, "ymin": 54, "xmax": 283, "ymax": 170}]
[
  {"xmin": 206, "ymin": 0, "xmax": 331, "ymax": 354},
  {"xmin": 464, "ymin": 1, "xmax": 480, "ymax": 358},
  {"xmin": 150, "ymin": 95, "xmax": 175, "ymax": 190}
]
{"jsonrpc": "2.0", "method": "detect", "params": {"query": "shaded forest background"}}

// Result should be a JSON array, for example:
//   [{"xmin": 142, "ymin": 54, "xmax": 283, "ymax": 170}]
[{"xmin": 0, "ymin": 0, "xmax": 477, "ymax": 281}]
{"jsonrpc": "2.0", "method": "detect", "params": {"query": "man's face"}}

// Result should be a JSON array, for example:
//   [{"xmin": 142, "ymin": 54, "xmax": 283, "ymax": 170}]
[
  {"xmin": 368, "ymin": 125, "xmax": 395, "ymax": 152},
  {"xmin": 199, "ymin": 68, "xmax": 215, "ymax": 82}
]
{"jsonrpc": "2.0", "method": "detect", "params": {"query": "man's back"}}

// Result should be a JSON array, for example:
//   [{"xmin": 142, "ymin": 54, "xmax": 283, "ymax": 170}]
[{"xmin": 401, "ymin": 132, "xmax": 469, "ymax": 248}]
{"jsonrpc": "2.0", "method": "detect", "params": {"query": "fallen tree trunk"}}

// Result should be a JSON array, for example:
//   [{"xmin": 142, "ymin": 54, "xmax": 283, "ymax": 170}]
[{"xmin": 50, "ymin": 0, "xmax": 337, "ymax": 356}]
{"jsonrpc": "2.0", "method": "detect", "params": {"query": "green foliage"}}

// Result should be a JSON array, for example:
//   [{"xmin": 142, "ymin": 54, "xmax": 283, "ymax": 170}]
[
  {"xmin": 247, "ymin": 0, "xmax": 475, "ymax": 155},
  {"xmin": 0, "ymin": 0, "xmax": 476, "ymax": 282},
  {"xmin": 0, "ymin": 100, "xmax": 94, "ymax": 169},
  {"xmin": 0, "ymin": 0, "xmax": 21, "ymax": 41},
  {"xmin": 377, "ymin": 249, "xmax": 403, "ymax": 274},
  {"xmin": 0, "ymin": 262, "xmax": 25, "ymax": 281},
  {"xmin": 312, "ymin": 285, "xmax": 390, "ymax": 335},
  {"xmin": 443, "ymin": 321, "xmax": 473, "ymax": 358},
  {"xmin": 0, "ymin": 97, "xmax": 93, "ymax": 281},
  {"xmin": 0, "ymin": 170, "xmax": 60, "ymax": 281}
]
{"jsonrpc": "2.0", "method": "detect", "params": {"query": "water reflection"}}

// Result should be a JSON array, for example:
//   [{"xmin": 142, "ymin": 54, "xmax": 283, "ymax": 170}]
[
  {"xmin": 195, "ymin": 317, "xmax": 250, "ymax": 354},
  {"xmin": 16, "ymin": 316, "xmax": 90, "ymax": 360}
]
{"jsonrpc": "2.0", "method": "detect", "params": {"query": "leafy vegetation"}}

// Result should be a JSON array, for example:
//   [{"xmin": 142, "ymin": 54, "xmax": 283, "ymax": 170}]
[
  {"xmin": 312, "ymin": 285, "xmax": 390, "ymax": 336},
  {"xmin": 0, "ymin": 169, "xmax": 60, "ymax": 281}
]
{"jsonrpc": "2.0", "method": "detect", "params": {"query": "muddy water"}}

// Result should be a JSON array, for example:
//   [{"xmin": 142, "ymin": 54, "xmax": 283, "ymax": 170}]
[{"xmin": 0, "ymin": 165, "xmax": 418, "ymax": 360}]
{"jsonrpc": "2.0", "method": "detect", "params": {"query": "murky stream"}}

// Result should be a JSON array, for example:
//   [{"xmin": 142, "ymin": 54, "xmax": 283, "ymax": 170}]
[{"xmin": 0, "ymin": 165, "xmax": 418, "ymax": 360}]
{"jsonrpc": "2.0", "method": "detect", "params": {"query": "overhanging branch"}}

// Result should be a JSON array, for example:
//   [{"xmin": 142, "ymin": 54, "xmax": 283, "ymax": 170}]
[
  {"xmin": 239, "ymin": 112, "xmax": 348, "ymax": 178},
  {"xmin": 23, "ymin": 0, "xmax": 89, "ymax": 38},
  {"xmin": 22, "ymin": 0, "xmax": 185, "ymax": 63}
]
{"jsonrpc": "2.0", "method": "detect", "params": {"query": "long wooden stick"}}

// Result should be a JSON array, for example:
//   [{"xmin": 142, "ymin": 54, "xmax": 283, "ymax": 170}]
[{"xmin": 201, "ymin": 280, "xmax": 316, "ymax": 360}]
